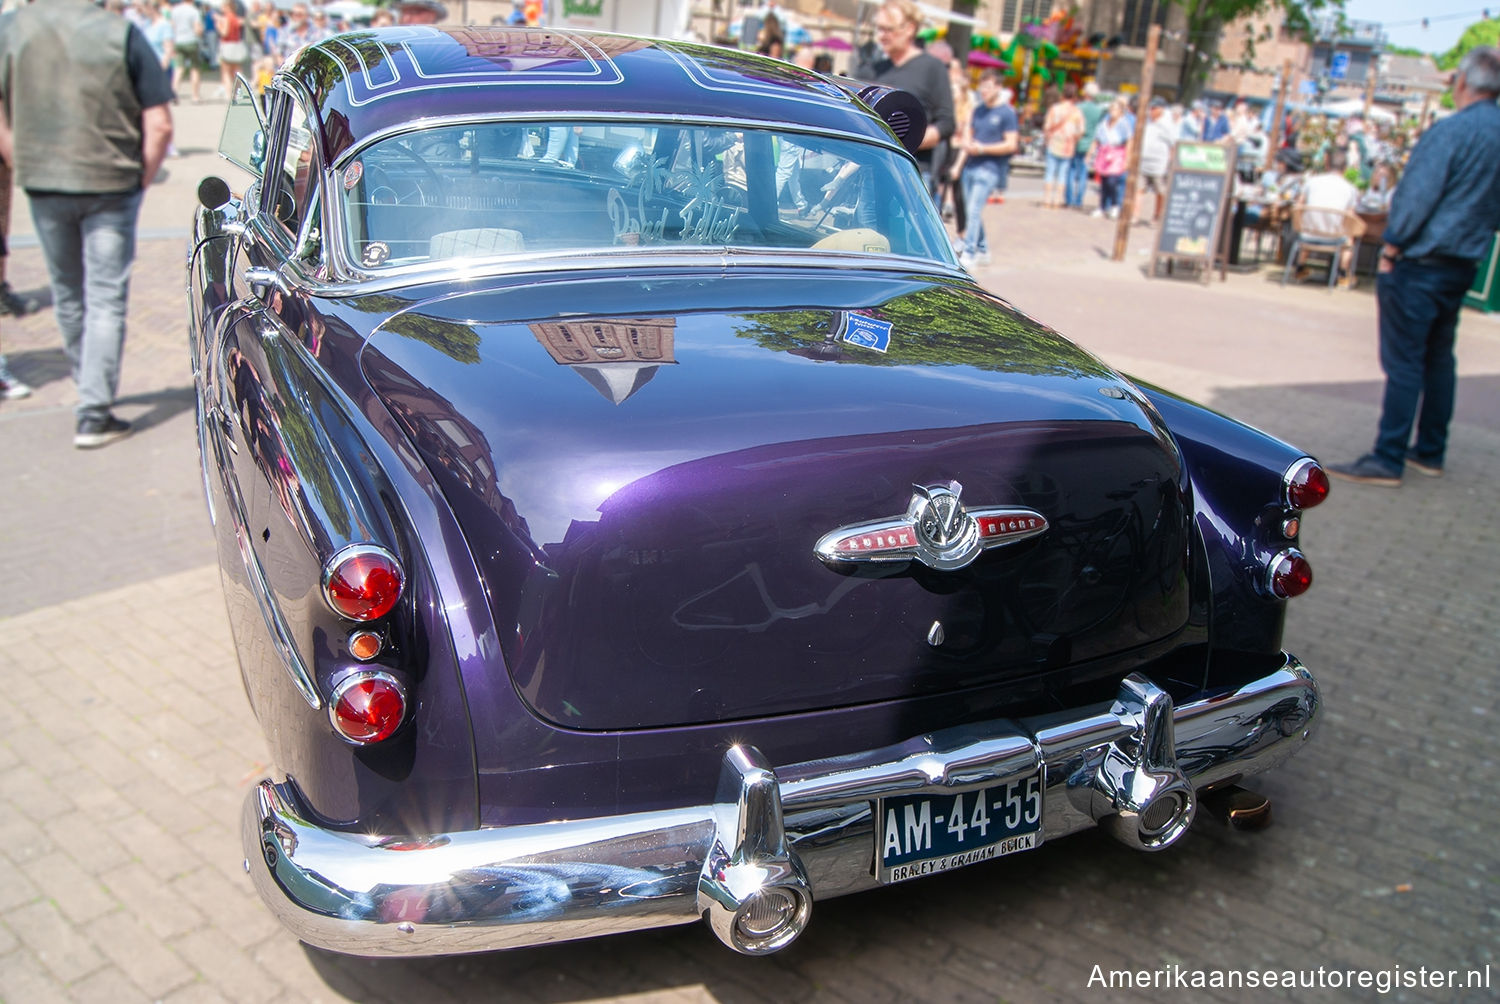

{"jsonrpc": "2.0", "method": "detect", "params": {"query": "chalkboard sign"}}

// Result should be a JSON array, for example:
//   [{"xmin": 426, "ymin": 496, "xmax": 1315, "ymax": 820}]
[{"xmin": 1151, "ymin": 142, "xmax": 1238, "ymax": 283}]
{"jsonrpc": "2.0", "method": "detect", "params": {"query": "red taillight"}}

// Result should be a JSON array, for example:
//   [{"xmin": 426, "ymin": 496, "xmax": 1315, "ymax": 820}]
[
  {"xmin": 329, "ymin": 672, "xmax": 406, "ymax": 743},
  {"xmin": 1267, "ymin": 550, "xmax": 1313, "ymax": 599},
  {"xmin": 1284, "ymin": 459, "xmax": 1330, "ymax": 510},
  {"xmin": 323, "ymin": 545, "xmax": 403, "ymax": 621}
]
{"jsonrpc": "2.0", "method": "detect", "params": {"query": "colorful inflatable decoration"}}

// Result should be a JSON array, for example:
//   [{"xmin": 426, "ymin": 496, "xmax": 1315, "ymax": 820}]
[{"xmin": 919, "ymin": 12, "xmax": 1107, "ymax": 88}]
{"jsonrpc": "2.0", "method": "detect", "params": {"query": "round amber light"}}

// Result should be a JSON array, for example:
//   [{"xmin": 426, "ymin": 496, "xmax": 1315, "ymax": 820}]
[{"xmin": 349, "ymin": 631, "xmax": 382, "ymax": 661}]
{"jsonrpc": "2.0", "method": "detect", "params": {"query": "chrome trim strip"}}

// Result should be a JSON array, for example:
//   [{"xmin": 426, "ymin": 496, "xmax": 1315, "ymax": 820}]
[
  {"xmin": 289, "ymin": 251, "xmax": 971, "ymax": 300},
  {"xmin": 328, "ymin": 113, "xmax": 904, "ymax": 174},
  {"xmin": 234, "ymin": 517, "xmax": 321, "ymax": 710},
  {"xmin": 243, "ymin": 656, "xmax": 1317, "ymax": 955}
]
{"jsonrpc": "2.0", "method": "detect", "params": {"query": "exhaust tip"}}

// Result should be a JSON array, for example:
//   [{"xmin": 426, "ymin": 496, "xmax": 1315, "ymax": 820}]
[
  {"xmin": 1139, "ymin": 791, "xmax": 1184, "ymax": 834},
  {"xmin": 729, "ymin": 886, "xmax": 812, "ymax": 955},
  {"xmin": 1104, "ymin": 785, "xmax": 1196, "ymax": 851}
]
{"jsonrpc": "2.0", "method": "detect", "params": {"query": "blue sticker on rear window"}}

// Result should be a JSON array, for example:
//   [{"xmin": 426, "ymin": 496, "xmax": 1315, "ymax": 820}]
[{"xmin": 843, "ymin": 313, "xmax": 892, "ymax": 353}]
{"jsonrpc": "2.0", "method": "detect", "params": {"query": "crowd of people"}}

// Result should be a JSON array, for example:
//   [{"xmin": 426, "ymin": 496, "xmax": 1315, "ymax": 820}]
[
  {"xmin": 0, "ymin": 0, "xmax": 1496, "ymax": 483},
  {"xmin": 122, "ymin": 0, "xmax": 405, "ymax": 103}
]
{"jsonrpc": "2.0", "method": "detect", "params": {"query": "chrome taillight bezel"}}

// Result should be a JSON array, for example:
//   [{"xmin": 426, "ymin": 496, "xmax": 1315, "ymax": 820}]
[
  {"xmin": 327, "ymin": 669, "xmax": 408, "ymax": 744},
  {"xmin": 321, "ymin": 543, "xmax": 405, "ymax": 622},
  {"xmin": 1282, "ymin": 457, "xmax": 1330, "ymax": 511},
  {"xmin": 1265, "ymin": 548, "xmax": 1313, "ymax": 599}
]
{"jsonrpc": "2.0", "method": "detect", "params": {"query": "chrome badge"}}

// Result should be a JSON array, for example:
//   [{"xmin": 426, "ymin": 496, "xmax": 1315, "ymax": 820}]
[{"xmin": 814, "ymin": 481, "xmax": 1048, "ymax": 571}]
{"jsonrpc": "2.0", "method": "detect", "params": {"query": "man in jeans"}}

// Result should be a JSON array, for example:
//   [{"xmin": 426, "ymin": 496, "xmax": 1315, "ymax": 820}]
[
  {"xmin": 1328, "ymin": 46, "xmax": 1500, "ymax": 486},
  {"xmin": 951, "ymin": 70, "xmax": 1018, "ymax": 269},
  {"xmin": 0, "ymin": 0, "xmax": 173, "ymax": 448}
]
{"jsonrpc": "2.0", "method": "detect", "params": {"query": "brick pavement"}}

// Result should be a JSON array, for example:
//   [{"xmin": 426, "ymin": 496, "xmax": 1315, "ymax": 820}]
[{"xmin": 1, "ymin": 103, "xmax": 1498, "ymax": 1003}]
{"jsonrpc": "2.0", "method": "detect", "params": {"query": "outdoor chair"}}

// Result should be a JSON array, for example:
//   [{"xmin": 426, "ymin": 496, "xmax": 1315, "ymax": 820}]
[{"xmin": 1280, "ymin": 205, "xmax": 1366, "ymax": 290}]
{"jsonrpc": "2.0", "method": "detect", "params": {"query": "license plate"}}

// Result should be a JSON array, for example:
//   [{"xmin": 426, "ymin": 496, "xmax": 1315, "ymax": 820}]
[{"xmin": 876, "ymin": 773, "xmax": 1043, "ymax": 883}]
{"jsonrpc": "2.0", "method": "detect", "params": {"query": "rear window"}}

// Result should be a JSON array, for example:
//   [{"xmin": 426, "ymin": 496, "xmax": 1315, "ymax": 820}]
[{"xmin": 339, "ymin": 120, "xmax": 954, "ymax": 269}]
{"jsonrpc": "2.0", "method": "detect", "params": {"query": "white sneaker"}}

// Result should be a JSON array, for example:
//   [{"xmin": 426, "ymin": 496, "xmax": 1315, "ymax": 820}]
[
  {"xmin": 1090, "ymin": 208, "xmax": 1104, "ymax": 218},
  {"xmin": 976, "ymin": 251, "xmax": 991, "ymax": 265},
  {"xmin": 1107, "ymin": 207, "xmax": 1119, "ymax": 220},
  {"xmin": 0, "ymin": 355, "xmax": 30, "ymax": 400},
  {"xmin": 959, "ymin": 251, "xmax": 977, "ymax": 269}
]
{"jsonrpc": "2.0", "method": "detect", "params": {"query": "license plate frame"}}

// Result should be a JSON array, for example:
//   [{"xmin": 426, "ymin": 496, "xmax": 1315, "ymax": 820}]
[{"xmin": 875, "ymin": 773, "xmax": 1043, "ymax": 883}]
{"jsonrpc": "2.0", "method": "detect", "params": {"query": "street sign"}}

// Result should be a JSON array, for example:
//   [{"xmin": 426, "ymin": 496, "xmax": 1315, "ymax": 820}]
[{"xmin": 1329, "ymin": 51, "xmax": 1349, "ymax": 80}]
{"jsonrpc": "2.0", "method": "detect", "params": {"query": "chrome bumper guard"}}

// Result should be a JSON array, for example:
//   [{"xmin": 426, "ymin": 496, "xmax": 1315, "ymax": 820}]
[{"xmin": 244, "ymin": 656, "xmax": 1318, "ymax": 957}]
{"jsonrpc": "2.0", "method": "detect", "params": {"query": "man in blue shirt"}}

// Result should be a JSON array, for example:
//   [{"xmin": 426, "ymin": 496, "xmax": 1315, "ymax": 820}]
[
  {"xmin": 1330, "ymin": 46, "xmax": 1500, "ymax": 486},
  {"xmin": 951, "ymin": 69, "xmax": 1018, "ymax": 268},
  {"xmin": 1202, "ymin": 101, "xmax": 1231, "ymax": 142}
]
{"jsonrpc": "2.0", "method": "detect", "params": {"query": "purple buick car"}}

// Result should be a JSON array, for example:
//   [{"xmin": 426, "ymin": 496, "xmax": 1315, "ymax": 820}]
[{"xmin": 189, "ymin": 26, "xmax": 1328, "ymax": 957}]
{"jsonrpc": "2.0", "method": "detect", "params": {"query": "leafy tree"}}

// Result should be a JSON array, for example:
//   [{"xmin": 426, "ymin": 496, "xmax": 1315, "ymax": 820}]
[
  {"xmin": 1437, "ymin": 18, "xmax": 1500, "ymax": 70},
  {"xmin": 729, "ymin": 286, "xmax": 1114, "ymax": 379},
  {"xmin": 1170, "ymin": 0, "xmax": 1346, "ymax": 104}
]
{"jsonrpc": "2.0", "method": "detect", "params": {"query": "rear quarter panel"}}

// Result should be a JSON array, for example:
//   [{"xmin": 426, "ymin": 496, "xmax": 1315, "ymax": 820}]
[{"xmin": 1136, "ymin": 382, "xmax": 1311, "ymax": 661}]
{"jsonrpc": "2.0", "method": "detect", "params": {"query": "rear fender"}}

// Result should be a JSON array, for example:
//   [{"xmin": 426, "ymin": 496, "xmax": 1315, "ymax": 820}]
[
  {"xmin": 1135, "ymin": 383, "xmax": 1309, "ymax": 656},
  {"xmin": 207, "ymin": 296, "xmax": 479, "ymax": 833}
]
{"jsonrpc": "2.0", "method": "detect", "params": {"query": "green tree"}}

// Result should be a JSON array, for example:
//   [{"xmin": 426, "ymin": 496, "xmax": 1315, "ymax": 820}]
[
  {"xmin": 729, "ymin": 286, "xmax": 1114, "ymax": 379},
  {"xmin": 1437, "ymin": 18, "xmax": 1500, "ymax": 70},
  {"xmin": 1171, "ymin": 0, "xmax": 1346, "ymax": 104}
]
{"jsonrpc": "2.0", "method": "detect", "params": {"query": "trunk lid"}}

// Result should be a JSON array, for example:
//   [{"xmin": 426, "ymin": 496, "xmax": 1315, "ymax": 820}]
[{"xmin": 361, "ymin": 269, "xmax": 1194, "ymax": 730}]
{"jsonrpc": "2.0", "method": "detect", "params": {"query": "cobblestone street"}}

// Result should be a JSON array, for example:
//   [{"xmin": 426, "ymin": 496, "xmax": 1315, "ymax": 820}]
[{"xmin": 1, "ymin": 97, "xmax": 1497, "ymax": 1003}]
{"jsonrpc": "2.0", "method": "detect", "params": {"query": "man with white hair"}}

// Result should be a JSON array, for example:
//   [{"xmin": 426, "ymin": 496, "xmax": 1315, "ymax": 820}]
[
  {"xmin": 857, "ymin": 0, "xmax": 954, "ymax": 191},
  {"xmin": 1329, "ymin": 46, "xmax": 1500, "ymax": 486}
]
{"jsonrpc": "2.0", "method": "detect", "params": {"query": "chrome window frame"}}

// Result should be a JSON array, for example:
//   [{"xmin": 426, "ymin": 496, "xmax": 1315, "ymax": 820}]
[
  {"xmin": 247, "ymin": 80, "xmax": 339, "ymax": 292},
  {"xmin": 312, "ymin": 110, "xmax": 959, "ymax": 289}
]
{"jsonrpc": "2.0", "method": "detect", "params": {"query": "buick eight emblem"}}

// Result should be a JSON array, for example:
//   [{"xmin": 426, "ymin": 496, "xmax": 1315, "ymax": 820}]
[{"xmin": 814, "ymin": 481, "xmax": 1049, "ymax": 571}]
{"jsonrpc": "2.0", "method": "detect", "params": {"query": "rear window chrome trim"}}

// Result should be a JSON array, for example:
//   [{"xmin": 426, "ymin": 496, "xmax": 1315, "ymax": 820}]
[
  {"xmin": 282, "ymin": 251, "xmax": 973, "ymax": 299},
  {"xmin": 326, "ymin": 111, "xmax": 911, "ymax": 175}
]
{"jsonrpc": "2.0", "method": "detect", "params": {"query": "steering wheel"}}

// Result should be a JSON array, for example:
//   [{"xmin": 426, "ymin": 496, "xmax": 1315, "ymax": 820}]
[{"xmin": 361, "ymin": 141, "xmax": 444, "ymax": 206}]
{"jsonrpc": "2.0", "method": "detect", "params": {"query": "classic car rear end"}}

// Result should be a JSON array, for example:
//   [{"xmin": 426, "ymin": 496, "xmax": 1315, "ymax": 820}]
[{"xmin": 191, "ymin": 26, "xmax": 1326, "ymax": 958}]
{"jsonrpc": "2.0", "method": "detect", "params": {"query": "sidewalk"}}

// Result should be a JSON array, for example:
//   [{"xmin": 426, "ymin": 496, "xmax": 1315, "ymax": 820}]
[{"xmin": 1, "ymin": 99, "xmax": 1498, "ymax": 1003}]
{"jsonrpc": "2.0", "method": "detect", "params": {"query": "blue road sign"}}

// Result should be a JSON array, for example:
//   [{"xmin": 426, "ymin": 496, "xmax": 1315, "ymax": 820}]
[{"xmin": 1329, "ymin": 51, "xmax": 1349, "ymax": 80}]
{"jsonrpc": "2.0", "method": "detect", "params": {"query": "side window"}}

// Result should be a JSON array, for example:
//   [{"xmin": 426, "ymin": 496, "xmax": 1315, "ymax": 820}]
[
  {"xmin": 296, "ymin": 190, "xmax": 324, "ymax": 272},
  {"xmin": 217, "ymin": 80, "xmax": 269, "ymax": 179},
  {"xmin": 257, "ymin": 91, "xmax": 293, "ymax": 224},
  {"xmin": 281, "ymin": 100, "xmax": 318, "ymax": 238},
  {"xmin": 257, "ymin": 91, "xmax": 320, "ymax": 244}
]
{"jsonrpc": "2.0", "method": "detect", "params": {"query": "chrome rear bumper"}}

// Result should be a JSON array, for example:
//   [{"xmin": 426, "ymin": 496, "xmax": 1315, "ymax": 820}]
[{"xmin": 244, "ymin": 656, "xmax": 1317, "ymax": 957}]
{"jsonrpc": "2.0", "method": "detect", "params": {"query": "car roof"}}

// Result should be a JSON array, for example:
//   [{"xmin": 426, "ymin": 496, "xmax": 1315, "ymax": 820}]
[{"xmin": 279, "ymin": 26, "xmax": 898, "ymax": 163}]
